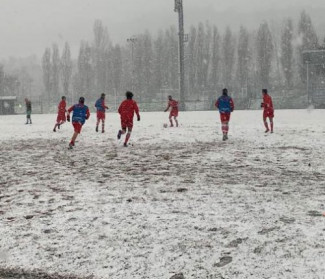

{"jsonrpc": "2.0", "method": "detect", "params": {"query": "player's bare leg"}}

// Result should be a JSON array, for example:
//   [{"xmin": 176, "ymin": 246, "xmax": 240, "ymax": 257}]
[
  {"xmin": 224, "ymin": 121, "xmax": 229, "ymax": 140},
  {"xmin": 69, "ymin": 132, "xmax": 78, "ymax": 149},
  {"xmin": 96, "ymin": 118, "xmax": 100, "ymax": 132},
  {"xmin": 174, "ymin": 116, "xmax": 178, "ymax": 127},
  {"xmin": 263, "ymin": 117, "xmax": 270, "ymax": 133},
  {"xmin": 270, "ymin": 117, "xmax": 274, "ymax": 133},
  {"xmin": 53, "ymin": 123, "xmax": 58, "ymax": 132},
  {"xmin": 124, "ymin": 128, "xmax": 132, "ymax": 147},
  {"xmin": 221, "ymin": 121, "xmax": 228, "ymax": 141},
  {"xmin": 169, "ymin": 116, "xmax": 174, "ymax": 127},
  {"xmin": 102, "ymin": 119, "xmax": 105, "ymax": 133},
  {"xmin": 117, "ymin": 128, "xmax": 126, "ymax": 140}
]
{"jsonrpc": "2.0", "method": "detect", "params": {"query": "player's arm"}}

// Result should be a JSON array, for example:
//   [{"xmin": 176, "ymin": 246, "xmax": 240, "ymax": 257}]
[
  {"xmin": 215, "ymin": 99, "xmax": 219, "ymax": 110},
  {"xmin": 164, "ymin": 103, "xmax": 170, "ymax": 112},
  {"xmin": 134, "ymin": 102, "xmax": 140, "ymax": 121},
  {"xmin": 230, "ymin": 98, "xmax": 234, "ymax": 112},
  {"xmin": 118, "ymin": 103, "xmax": 122, "ymax": 114},
  {"xmin": 67, "ymin": 105, "xmax": 74, "ymax": 121},
  {"xmin": 86, "ymin": 108, "xmax": 90, "ymax": 120}
]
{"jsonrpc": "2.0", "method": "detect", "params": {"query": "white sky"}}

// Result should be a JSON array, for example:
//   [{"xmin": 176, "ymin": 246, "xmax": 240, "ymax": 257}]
[{"xmin": 1, "ymin": 0, "xmax": 325, "ymax": 59}]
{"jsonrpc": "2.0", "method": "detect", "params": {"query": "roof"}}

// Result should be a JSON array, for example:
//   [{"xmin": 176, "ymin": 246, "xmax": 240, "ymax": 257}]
[{"xmin": 0, "ymin": 96, "xmax": 17, "ymax": 101}]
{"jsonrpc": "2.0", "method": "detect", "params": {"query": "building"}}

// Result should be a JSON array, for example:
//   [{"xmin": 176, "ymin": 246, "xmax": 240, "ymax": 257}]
[{"xmin": 0, "ymin": 96, "xmax": 17, "ymax": 115}]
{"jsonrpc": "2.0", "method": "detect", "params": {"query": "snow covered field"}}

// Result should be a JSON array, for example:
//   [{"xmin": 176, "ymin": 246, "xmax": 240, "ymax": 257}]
[{"xmin": 0, "ymin": 109, "xmax": 325, "ymax": 279}]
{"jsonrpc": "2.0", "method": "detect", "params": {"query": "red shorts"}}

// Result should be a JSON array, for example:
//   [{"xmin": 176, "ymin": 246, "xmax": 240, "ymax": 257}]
[
  {"xmin": 56, "ymin": 113, "xmax": 66, "ymax": 123},
  {"xmin": 121, "ymin": 118, "xmax": 133, "ymax": 130},
  {"xmin": 170, "ymin": 109, "xmax": 178, "ymax": 117},
  {"xmin": 72, "ymin": 122, "xmax": 83, "ymax": 134},
  {"xmin": 97, "ymin": 111, "xmax": 105, "ymax": 120},
  {"xmin": 220, "ymin": 113, "xmax": 231, "ymax": 122},
  {"xmin": 263, "ymin": 109, "xmax": 274, "ymax": 118}
]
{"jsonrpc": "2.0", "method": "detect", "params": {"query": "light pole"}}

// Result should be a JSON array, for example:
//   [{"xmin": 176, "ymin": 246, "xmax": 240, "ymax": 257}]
[
  {"xmin": 306, "ymin": 60, "xmax": 310, "ymax": 104},
  {"xmin": 174, "ymin": 0, "xmax": 186, "ymax": 111},
  {"xmin": 127, "ymin": 37, "xmax": 137, "ymax": 91}
]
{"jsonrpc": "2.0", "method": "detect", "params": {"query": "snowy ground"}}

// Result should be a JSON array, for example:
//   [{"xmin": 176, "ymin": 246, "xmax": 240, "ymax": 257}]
[{"xmin": 0, "ymin": 109, "xmax": 325, "ymax": 279}]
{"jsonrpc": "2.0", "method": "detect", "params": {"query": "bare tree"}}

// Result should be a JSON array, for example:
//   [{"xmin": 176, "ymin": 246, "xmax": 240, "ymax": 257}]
[
  {"xmin": 297, "ymin": 10, "xmax": 319, "ymax": 82},
  {"xmin": 42, "ymin": 48, "xmax": 51, "ymax": 102},
  {"xmin": 237, "ymin": 26, "xmax": 250, "ymax": 93},
  {"xmin": 60, "ymin": 42, "xmax": 72, "ymax": 97},
  {"xmin": 209, "ymin": 25, "xmax": 220, "ymax": 90},
  {"xmin": 221, "ymin": 26, "xmax": 236, "ymax": 88},
  {"xmin": 51, "ymin": 44, "xmax": 60, "ymax": 101},
  {"xmin": 281, "ymin": 18, "xmax": 294, "ymax": 88},
  {"xmin": 256, "ymin": 22, "xmax": 273, "ymax": 88}
]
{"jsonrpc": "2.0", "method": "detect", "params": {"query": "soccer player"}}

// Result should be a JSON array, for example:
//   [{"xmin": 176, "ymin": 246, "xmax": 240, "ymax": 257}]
[
  {"xmin": 53, "ymin": 96, "xmax": 67, "ymax": 132},
  {"xmin": 117, "ymin": 91, "xmax": 140, "ymax": 147},
  {"xmin": 67, "ymin": 97, "xmax": 90, "ymax": 149},
  {"xmin": 25, "ymin": 98, "xmax": 32, "ymax": 124},
  {"xmin": 95, "ymin": 93, "xmax": 109, "ymax": 133},
  {"xmin": 164, "ymin": 95, "xmax": 179, "ymax": 127},
  {"xmin": 261, "ymin": 89, "xmax": 274, "ymax": 133},
  {"xmin": 215, "ymin": 88, "xmax": 234, "ymax": 141}
]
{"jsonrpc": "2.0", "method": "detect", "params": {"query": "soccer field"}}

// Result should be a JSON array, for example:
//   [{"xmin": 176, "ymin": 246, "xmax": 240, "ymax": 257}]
[{"xmin": 0, "ymin": 110, "xmax": 325, "ymax": 279}]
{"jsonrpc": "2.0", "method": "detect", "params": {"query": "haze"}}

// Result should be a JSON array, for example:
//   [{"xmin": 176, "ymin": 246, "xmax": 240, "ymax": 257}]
[{"xmin": 1, "ymin": 0, "xmax": 325, "ymax": 59}]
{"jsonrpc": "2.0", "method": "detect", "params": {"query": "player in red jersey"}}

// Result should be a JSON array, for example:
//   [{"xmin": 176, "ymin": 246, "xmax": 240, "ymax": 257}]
[
  {"xmin": 164, "ymin": 95, "xmax": 179, "ymax": 127},
  {"xmin": 53, "ymin": 96, "xmax": 67, "ymax": 132},
  {"xmin": 261, "ymin": 89, "xmax": 274, "ymax": 133},
  {"xmin": 117, "ymin": 91, "xmax": 140, "ymax": 147}
]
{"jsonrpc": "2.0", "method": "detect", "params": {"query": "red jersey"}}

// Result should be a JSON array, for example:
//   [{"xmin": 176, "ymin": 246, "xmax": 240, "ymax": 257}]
[
  {"xmin": 118, "ymin": 99, "xmax": 140, "ymax": 120},
  {"xmin": 262, "ymin": 94, "xmax": 273, "ymax": 110},
  {"xmin": 58, "ymin": 100, "xmax": 66, "ymax": 114},
  {"xmin": 166, "ymin": 100, "xmax": 179, "ymax": 112}
]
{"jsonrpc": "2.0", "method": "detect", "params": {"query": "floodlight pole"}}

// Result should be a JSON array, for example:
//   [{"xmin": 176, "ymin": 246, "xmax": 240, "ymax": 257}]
[
  {"xmin": 306, "ymin": 61, "xmax": 310, "ymax": 104},
  {"xmin": 174, "ymin": 0, "xmax": 186, "ymax": 111}
]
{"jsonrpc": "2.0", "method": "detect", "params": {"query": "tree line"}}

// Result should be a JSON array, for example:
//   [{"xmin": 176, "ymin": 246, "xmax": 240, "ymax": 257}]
[{"xmin": 1, "ymin": 10, "xmax": 322, "ymax": 110}]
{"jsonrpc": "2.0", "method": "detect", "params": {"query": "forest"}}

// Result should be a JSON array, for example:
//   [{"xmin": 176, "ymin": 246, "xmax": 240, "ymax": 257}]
[{"xmin": 0, "ymin": 10, "xmax": 322, "ymax": 111}]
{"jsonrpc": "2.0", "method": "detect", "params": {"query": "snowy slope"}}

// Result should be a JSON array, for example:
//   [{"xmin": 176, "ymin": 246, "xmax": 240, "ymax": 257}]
[{"xmin": 0, "ymin": 110, "xmax": 325, "ymax": 279}]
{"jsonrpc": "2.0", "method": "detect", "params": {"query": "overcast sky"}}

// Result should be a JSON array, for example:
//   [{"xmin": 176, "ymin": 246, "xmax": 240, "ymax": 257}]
[{"xmin": 1, "ymin": 0, "xmax": 325, "ymax": 59}]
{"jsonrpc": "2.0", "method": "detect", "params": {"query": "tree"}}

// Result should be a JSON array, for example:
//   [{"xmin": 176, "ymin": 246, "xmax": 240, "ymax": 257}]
[
  {"xmin": 221, "ymin": 26, "xmax": 235, "ymax": 88},
  {"xmin": 256, "ymin": 22, "xmax": 273, "ymax": 88},
  {"xmin": 142, "ymin": 31, "xmax": 154, "ymax": 98},
  {"xmin": 0, "ymin": 65, "xmax": 4, "ymax": 96},
  {"xmin": 237, "ymin": 26, "xmax": 250, "ymax": 93},
  {"xmin": 93, "ymin": 19, "xmax": 110, "ymax": 93},
  {"xmin": 209, "ymin": 26, "xmax": 220, "ymax": 90},
  {"xmin": 60, "ymin": 42, "xmax": 72, "ymax": 97},
  {"xmin": 187, "ymin": 25, "xmax": 197, "ymax": 96},
  {"xmin": 42, "ymin": 48, "xmax": 51, "ymax": 102},
  {"xmin": 111, "ymin": 44, "xmax": 123, "ymax": 94},
  {"xmin": 51, "ymin": 44, "xmax": 60, "ymax": 101},
  {"xmin": 77, "ymin": 41, "xmax": 93, "ymax": 100},
  {"xmin": 281, "ymin": 18, "xmax": 294, "ymax": 87},
  {"xmin": 297, "ymin": 10, "xmax": 319, "ymax": 82},
  {"xmin": 153, "ymin": 30, "xmax": 165, "ymax": 96}
]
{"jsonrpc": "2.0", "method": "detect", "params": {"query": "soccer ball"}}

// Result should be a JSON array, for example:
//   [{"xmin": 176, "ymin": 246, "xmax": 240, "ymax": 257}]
[{"xmin": 163, "ymin": 123, "xmax": 168, "ymax": 128}]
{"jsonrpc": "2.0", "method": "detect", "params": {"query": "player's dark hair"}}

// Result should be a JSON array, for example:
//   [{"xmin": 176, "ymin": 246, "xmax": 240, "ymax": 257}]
[
  {"xmin": 262, "ymin": 89, "xmax": 268, "ymax": 94},
  {"xmin": 79, "ymin": 97, "xmax": 85, "ymax": 104},
  {"xmin": 62, "ymin": 96, "xmax": 66, "ymax": 100},
  {"xmin": 222, "ymin": 88, "xmax": 228, "ymax": 96},
  {"xmin": 101, "ymin": 93, "xmax": 105, "ymax": 98},
  {"xmin": 126, "ymin": 91, "xmax": 133, "ymax": 99}
]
